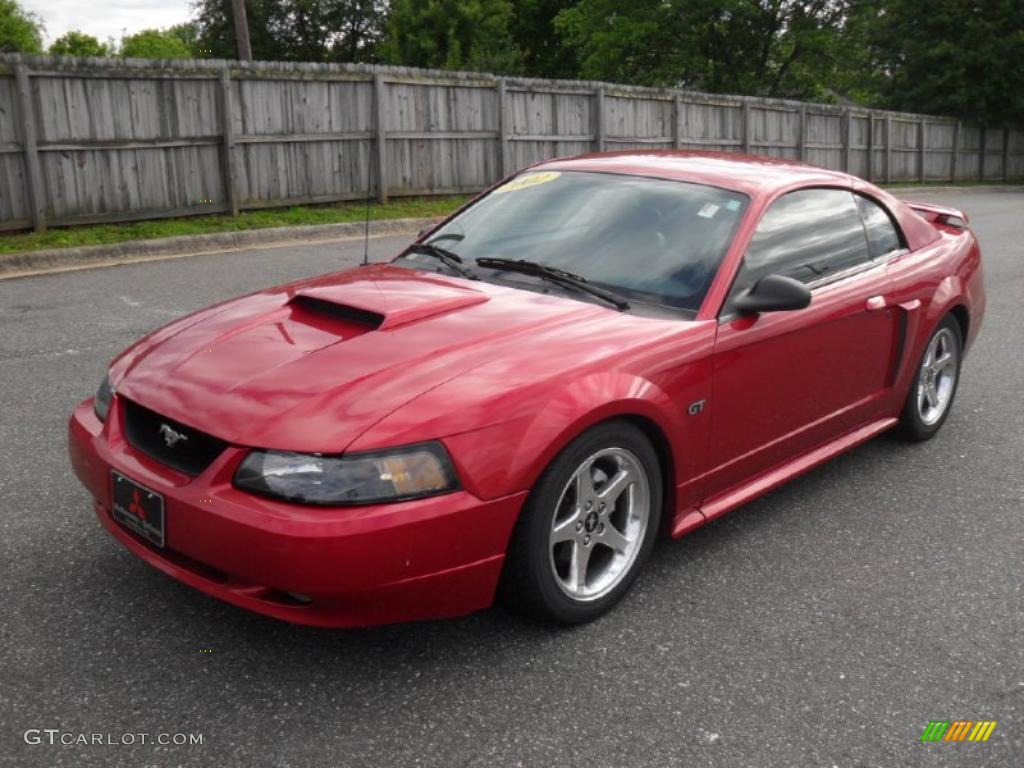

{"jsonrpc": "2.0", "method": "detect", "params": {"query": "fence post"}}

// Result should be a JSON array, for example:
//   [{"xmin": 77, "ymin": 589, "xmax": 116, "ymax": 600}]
[
  {"xmin": 673, "ymin": 91, "xmax": 682, "ymax": 149},
  {"xmin": 865, "ymin": 112, "xmax": 874, "ymax": 181},
  {"xmin": 918, "ymin": 118, "xmax": 927, "ymax": 182},
  {"xmin": 742, "ymin": 99, "xmax": 751, "ymax": 153},
  {"xmin": 842, "ymin": 108, "xmax": 851, "ymax": 172},
  {"xmin": 884, "ymin": 114, "xmax": 892, "ymax": 184},
  {"xmin": 1002, "ymin": 127, "xmax": 1010, "ymax": 182},
  {"xmin": 373, "ymin": 73, "xmax": 388, "ymax": 203},
  {"xmin": 219, "ymin": 66, "xmax": 239, "ymax": 216},
  {"xmin": 496, "ymin": 78, "xmax": 510, "ymax": 178},
  {"xmin": 950, "ymin": 121, "xmax": 961, "ymax": 183},
  {"xmin": 14, "ymin": 64, "xmax": 46, "ymax": 232},
  {"xmin": 978, "ymin": 128, "xmax": 986, "ymax": 181},
  {"xmin": 593, "ymin": 86, "xmax": 605, "ymax": 152},
  {"xmin": 798, "ymin": 105, "xmax": 806, "ymax": 161}
]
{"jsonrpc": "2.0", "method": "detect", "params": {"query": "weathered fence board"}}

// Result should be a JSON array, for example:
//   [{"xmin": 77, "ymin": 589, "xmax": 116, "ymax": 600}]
[{"xmin": 0, "ymin": 53, "xmax": 1021, "ymax": 232}]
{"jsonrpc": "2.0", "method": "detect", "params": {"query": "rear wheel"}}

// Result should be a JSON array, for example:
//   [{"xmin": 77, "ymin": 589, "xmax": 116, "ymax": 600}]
[
  {"xmin": 896, "ymin": 315, "xmax": 962, "ymax": 441},
  {"xmin": 500, "ymin": 421, "xmax": 662, "ymax": 624}
]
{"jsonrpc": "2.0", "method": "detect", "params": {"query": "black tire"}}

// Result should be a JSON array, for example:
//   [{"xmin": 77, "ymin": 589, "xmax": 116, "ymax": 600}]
[
  {"xmin": 895, "ymin": 314, "xmax": 963, "ymax": 442},
  {"xmin": 499, "ymin": 420, "xmax": 663, "ymax": 624}
]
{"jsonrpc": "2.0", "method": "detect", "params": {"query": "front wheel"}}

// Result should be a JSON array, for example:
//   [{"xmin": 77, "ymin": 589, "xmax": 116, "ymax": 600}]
[
  {"xmin": 500, "ymin": 421, "xmax": 662, "ymax": 624},
  {"xmin": 896, "ymin": 315, "xmax": 962, "ymax": 441}
]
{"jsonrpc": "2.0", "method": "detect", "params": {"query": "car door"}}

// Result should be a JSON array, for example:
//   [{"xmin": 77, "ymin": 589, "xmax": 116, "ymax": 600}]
[{"xmin": 701, "ymin": 187, "xmax": 900, "ymax": 514}]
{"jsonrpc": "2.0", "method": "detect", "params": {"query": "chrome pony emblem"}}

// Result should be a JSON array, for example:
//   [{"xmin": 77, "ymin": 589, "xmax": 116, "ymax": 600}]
[{"xmin": 159, "ymin": 423, "xmax": 188, "ymax": 448}]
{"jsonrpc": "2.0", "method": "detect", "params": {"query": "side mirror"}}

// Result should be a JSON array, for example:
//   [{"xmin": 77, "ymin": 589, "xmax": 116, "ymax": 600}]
[{"xmin": 733, "ymin": 274, "xmax": 811, "ymax": 314}]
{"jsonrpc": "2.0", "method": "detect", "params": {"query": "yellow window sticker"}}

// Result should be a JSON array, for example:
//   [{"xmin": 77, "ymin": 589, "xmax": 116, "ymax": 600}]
[{"xmin": 494, "ymin": 171, "xmax": 562, "ymax": 194}]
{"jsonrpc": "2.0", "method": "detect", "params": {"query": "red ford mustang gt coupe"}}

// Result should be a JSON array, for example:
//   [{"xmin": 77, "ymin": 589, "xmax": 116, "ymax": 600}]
[{"xmin": 68, "ymin": 151, "xmax": 985, "ymax": 627}]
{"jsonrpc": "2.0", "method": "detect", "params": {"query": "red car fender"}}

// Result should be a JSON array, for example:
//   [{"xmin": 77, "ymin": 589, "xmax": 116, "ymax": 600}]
[
  {"xmin": 494, "ymin": 370, "xmax": 686, "ymax": 497},
  {"xmin": 891, "ymin": 270, "xmax": 975, "ymax": 407},
  {"xmin": 356, "ymin": 369, "xmax": 692, "ymax": 506}
]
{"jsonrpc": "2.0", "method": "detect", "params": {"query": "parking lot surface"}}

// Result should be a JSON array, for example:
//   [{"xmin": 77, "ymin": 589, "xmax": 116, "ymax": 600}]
[{"xmin": 1, "ymin": 191, "xmax": 1021, "ymax": 767}]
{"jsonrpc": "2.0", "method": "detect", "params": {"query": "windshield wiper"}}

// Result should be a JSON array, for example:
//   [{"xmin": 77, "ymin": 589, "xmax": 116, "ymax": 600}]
[
  {"xmin": 475, "ymin": 257, "xmax": 630, "ymax": 311},
  {"xmin": 406, "ymin": 243, "xmax": 478, "ymax": 279},
  {"xmin": 426, "ymin": 233, "xmax": 464, "ymax": 244}
]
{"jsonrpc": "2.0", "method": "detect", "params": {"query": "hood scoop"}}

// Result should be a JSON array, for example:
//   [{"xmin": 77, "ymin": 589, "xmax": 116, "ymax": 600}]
[
  {"xmin": 293, "ymin": 270, "xmax": 490, "ymax": 330},
  {"xmin": 289, "ymin": 294, "xmax": 385, "ymax": 330}
]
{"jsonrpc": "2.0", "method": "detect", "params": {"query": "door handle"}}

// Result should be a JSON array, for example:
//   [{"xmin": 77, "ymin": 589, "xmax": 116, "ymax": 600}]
[{"xmin": 866, "ymin": 295, "xmax": 887, "ymax": 311}]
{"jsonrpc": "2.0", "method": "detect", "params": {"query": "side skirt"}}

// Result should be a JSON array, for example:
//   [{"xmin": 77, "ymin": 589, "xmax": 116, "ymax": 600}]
[{"xmin": 671, "ymin": 416, "xmax": 898, "ymax": 538}]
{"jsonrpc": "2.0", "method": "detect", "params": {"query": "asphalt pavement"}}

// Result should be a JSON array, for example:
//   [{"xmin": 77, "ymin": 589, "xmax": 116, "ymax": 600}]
[{"xmin": 0, "ymin": 191, "xmax": 1021, "ymax": 767}]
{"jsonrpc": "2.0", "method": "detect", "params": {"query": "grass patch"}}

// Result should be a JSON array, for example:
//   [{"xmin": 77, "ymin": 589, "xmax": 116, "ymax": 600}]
[{"xmin": 0, "ymin": 196, "xmax": 471, "ymax": 255}]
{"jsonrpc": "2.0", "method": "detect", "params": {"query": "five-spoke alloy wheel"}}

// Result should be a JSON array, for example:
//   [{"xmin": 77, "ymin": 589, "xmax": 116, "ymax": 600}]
[
  {"xmin": 916, "ymin": 326, "xmax": 959, "ymax": 426},
  {"xmin": 501, "ymin": 421, "xmax": 662, "ymax": 624},
  {"xmin": 898, "ymin": 314, "xmax": 963, "ymax": 441},
  {"xmin": 549, "ymin": 447, "xmax": 650, "ymax": 602}
]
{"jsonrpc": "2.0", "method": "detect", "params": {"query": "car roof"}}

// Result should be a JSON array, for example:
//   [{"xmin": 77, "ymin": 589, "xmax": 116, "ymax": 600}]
[
  {"xmin": 534, "ymin": 149, "xmax": 853, "ymax": 197},
  {"xmin": 531, "ymin": 148, "xmax": 941, "ymax": 253}
]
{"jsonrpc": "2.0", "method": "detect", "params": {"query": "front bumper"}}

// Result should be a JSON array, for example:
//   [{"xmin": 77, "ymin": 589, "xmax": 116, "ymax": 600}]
[{"xmin": 68, "ymin": 398, "xmax": 525, "ymax": 627}]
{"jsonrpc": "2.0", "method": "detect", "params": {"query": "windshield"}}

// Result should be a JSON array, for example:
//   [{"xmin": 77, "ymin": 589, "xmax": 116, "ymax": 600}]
[{"xmin": 401, "ymin": 170, "xmax": 749, "ymax": 312}]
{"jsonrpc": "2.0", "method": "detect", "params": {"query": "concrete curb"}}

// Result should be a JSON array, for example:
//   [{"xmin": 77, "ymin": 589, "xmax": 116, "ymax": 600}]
[{"xmin": 0, "ymin": 217, "xmax": 433, "ymax": 280}]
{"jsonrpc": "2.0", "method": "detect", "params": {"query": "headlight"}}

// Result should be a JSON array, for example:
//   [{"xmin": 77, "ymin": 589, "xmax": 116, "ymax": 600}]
[
  {"xmin": 94, "ymin": 375, "xmax": 115, "ymax": 422},
  {"xmin": 233, "ymin": 442, "xmax": 458, "ymax": 505}
]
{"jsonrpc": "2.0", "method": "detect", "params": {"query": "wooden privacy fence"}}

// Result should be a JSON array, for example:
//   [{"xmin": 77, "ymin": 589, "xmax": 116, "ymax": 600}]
[{"xmin": 1, "ymin": 53, "xmax": 1022, "ymax": 233}]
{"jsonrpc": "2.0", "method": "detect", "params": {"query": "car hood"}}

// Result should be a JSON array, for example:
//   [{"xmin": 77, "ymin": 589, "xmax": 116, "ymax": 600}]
[{"xmin": 111, "ymin": 264, "xmax": 614, "ymax": 452}]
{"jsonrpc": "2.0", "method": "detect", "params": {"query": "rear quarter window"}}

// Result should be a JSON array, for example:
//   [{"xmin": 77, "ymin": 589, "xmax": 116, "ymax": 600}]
[{"xmin": 855, "ymin": 195, "xmax": 904, "ymax": 258}]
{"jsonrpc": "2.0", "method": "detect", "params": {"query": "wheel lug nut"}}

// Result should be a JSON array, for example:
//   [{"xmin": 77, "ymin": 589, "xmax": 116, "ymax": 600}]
[
  {"xmin": 583, "ymin": 535, "xmax": 591, "ymax": 546},
  {"xmin": 575, "ymin": 521, "xmax": 583, "ymax": 532},
  {"xmin": 584, "ymin": 500, "xmax": 592, "ymax": 510},
  {"xmin": 598, "ymin": 523, "xmax": 605, "ymax": 533},
  {"xmin": 598, "ymin": 503, "xmax": 606, "ymax": 512}
]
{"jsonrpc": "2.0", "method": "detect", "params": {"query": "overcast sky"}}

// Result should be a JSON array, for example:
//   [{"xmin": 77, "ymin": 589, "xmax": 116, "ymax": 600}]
[{"xmin": 23, "ymin": 0, "xmax": 192, "ymax": 45}]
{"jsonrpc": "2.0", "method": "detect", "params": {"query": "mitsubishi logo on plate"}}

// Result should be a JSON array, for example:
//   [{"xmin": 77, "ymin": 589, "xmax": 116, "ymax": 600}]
[{"xmin": 158, "ymin": 423, "xmax": 188, "ymax": 448}]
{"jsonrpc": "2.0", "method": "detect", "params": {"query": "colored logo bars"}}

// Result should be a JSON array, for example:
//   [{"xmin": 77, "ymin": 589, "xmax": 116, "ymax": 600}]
[{"xmin": 920, "ymin": 721, "xmax": 997, "ymax": 742}]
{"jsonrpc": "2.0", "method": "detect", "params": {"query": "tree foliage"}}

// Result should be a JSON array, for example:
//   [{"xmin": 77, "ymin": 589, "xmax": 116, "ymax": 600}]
[
  {"xmin": 49, "ymin": 31, "xmax": 112, "ymax": 57},
  {"xmin": 191, "ymin": 0, "xmax": 386, "ymax": 62},
  {"xmin": 121, "ymin": 28, "xmax": 193, "ymax": 59},
  {"xmin": 0, "ymin": 0, "xmax": 43, "ymax": 53},
  {"xmin": 12, "ymin": 0, "xmax": 1021, "ymax": 126},
  {"xmin": 378, "ymin": 0, "xmax": 521, "ymax": 72},
  {"xmin": 555, "ymin": 0, "xmax": 856, "ymax": 99},
  {"xmin": 510, "ymin": 0, "xmax": 578, "ymax": 78},
  {"xmin": 857, "ymin": 0, "xmax": 1024, "ymax": 125}
]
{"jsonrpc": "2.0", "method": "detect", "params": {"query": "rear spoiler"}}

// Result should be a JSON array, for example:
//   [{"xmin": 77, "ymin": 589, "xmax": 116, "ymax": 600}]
[{"xmin": 903, "ymin": 200, "xmax": 970, "ymax": 232}]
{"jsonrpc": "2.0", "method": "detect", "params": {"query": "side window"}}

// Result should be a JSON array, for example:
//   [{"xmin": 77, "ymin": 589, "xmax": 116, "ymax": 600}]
[
  {"xmin": 855, "ymin": 194, "xmax": 903, "ymax": 258},
  {"xmin": 730, "ymin": 189, "xmax": 871, "ymax": 301}
]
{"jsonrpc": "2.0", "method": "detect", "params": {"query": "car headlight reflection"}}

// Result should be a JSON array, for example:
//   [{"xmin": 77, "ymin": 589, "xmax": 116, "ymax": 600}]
[{"xmin": 233, "ymin": 442, "xmax": 458, "ymax": 505}]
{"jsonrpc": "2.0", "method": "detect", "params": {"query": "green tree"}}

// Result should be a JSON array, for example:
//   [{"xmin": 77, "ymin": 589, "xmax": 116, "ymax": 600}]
[
  {"xmin": 190, "ymin": 0, "xmax": 385, "ymax": 62},
  {"xmin": 555, "ymin": 0, "xmax": 856, "ymax": 99},
  {"xmin": 858, "ymin": 0, "xmax": 1024, "ymax": 125},
  {"xmin": 169, "ymin": 22, "xmax": 200, "ymax": 55},
  {"xmin": 49, "ymin": 31, "xmax": 112, "ymax": 57},
  {"xmin": 0, "ymin": 0, "xmax": 43, "ymax": 53},
  {"xmin": 380, "ymin": 0, "xmax": 522, "ymax": 73},
  {"xmin": 120, "ymin": 28, "xmax": 193, "ymax": 58},
  {"xmin": 510, "ymin": 0, "xmax": 578, "ymax": 78}
]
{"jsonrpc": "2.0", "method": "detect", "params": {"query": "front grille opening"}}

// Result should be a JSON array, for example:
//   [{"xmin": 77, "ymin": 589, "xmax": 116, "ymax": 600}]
[{"xmin": 122, "ymin": 399, "xmax": 227, "ymax": 476}]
